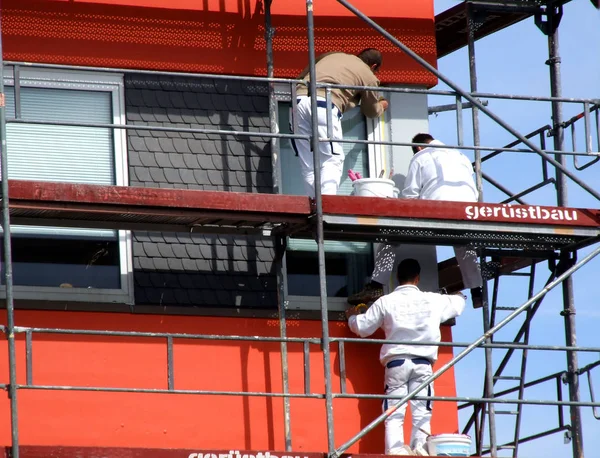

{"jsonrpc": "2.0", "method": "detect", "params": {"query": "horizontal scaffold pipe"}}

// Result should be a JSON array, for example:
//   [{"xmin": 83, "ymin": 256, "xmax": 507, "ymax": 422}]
[
  {"xmin": 333, "ymin": 393, "xmax": 600, "ymax": 408},
  {"xmin": 6, "ymin": 61, "xmax": 599, "ymax": 105},
  {"xmin": 9, "ymin": 326, "xmax": 600, "ymax": 354},
  {"xmin": 5, "ymin": 118, "xmax": 597, "ymax": 158},
  {"xmin": 5, "ymin": 383, "xmax": 599, "ymax": 409}
]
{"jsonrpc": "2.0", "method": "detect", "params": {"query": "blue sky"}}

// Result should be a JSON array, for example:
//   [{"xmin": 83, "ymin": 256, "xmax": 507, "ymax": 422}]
[{"xmin": 429, "ymin": 1, "xmax": 600, "ymax": 456}]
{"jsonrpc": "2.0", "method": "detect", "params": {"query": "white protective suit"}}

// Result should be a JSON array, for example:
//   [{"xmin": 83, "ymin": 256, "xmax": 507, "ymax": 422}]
[
  {"xmin": 372, "ymin": 140, "xmax": 483, "ymax": 290},
  {"xmin": 293, "ymin": 96, "xmax": 345, "ymax": 196},
  {"xmin": 348, "ymin": 284, "xmax": 466, "ymax": 453}
]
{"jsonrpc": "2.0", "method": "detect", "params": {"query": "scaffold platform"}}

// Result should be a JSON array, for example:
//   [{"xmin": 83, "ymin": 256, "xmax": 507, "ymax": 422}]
[{"xmin": 8, "ymin": 180, "xmax": 600, "ymax": 253}]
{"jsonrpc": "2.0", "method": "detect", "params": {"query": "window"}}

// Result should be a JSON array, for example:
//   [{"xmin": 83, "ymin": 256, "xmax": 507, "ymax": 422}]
[
  {"xmin": 278, "ymin": 100, "xmax": 386, "ymax": 311},
  {"xmin": 0, "ymin": 67, "xmax": 133, "ymax": 304}
]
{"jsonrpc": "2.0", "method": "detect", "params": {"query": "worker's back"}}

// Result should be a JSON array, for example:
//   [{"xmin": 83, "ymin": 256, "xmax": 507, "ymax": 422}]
[
  {"xmin": 373, "ymin": 285, "xmax": 465, "ymax": 365},
  {"xmin": 296, "ymin": 52, "xmax": 379, "ymax": 114},
  {"xmin": 406, "ymin": 140, "xmax": 478, "ymax": 202}
]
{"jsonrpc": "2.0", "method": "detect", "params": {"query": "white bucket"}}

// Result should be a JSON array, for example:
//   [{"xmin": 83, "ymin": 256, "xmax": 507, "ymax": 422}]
[
  {"xmin": 352, "ymin": 178, "xmax": 396, "ymax": 198},
  {"xmin": 426, "ymin": 434, "xmax": 472, "ymax": 456}
]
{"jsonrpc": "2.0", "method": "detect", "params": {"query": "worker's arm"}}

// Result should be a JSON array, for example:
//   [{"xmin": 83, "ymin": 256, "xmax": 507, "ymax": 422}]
[
  {"xmin": 347, "ymin": 299, "xmax": 385, "ymax": 338},
  {"xmin": 401, "ymin": 159, "xmax": 421, "ymax": 199},
  {"xmin": 438, "ymin": 293, "xmax": 466, "ymax": 323},
  {"xmin": 358, "ymin": 70, "xmax": 385, "ymax": 119}
]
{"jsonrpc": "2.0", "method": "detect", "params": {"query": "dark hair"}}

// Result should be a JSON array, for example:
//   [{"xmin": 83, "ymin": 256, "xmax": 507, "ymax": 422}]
[
  {"xmin": 357, "ymin": 48, "xmax": 382, "ymax": 72},
  {"xmin": 411, "ymin": 133, "xmax": 434, "ymax": 154},
  {"xmin": 396, "ymin": 258, "xmax": 421, "ymax": 284}
]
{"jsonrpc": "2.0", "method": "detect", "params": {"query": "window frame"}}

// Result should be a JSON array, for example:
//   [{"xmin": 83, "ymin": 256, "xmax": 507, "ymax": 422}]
[
  {"xmin": 1, "ymin": 66, "xmax": 134, "ymax": 305},
  {"xmin": 274, "ymin": 83, "xmax": 389, "ymax": 311}
]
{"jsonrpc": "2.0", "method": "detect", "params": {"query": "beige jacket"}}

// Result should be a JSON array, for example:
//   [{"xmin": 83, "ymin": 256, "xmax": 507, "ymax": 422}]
[{"xmin": 296, "ymin": 52, "xmax": 384, "ymax": 118}]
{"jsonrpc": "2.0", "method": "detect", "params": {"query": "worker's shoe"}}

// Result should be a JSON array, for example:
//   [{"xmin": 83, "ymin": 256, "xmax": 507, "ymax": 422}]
[
  {"xmin": 348, "ymin": 282, "xmax": 384, "ymax": 305},
  {"xmin": 387, "ymin": 445, "xmax": 413, "ymax": 455},
  {"xmin": 471, "ymin": 287, "xmax": 484, "ymax": 309},
  {"xmin": 412, "ymin": 443, "xmax": 430, "ymax": 456}
]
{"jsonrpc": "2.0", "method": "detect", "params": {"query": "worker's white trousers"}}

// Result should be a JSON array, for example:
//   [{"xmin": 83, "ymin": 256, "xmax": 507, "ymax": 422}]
[
  {"xmin": 384, "ymin": 359, "xmax": 434, "ymax": 453},
  {"xmin": 292, "ymin": 96, "xmax": 345, "ymax": 197},
  {"xmin": 372, "ymin": 244, "xmax": 483, "ymax": 290}
]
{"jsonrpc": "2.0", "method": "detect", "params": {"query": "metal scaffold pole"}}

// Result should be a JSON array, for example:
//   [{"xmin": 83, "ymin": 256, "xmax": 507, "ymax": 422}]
[
  {"xmin": 540, "ymin": 5, "xmax": 585, "ymax": 456},
  {"xmin": 264, "ymin": 0, "xmax": 293, "ymax": 451},
  {"xmin": 467, "ymin": 4, "xmax": 483, "ymax": 199},
  {"xmin": 0, "ymin": 13, "xmax": 20, "ymax": 458},
  {"xmin": 305, "ymin": 0, "xmax": 336, "ymax": 453},
  {"xmin": 467, "ymin": 6, "xmax": 497, "ymax": 456}
]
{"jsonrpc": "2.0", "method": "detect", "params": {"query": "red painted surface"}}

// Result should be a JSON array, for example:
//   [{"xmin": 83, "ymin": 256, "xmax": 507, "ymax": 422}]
[
  {"xmin": 7, "ymin": 447, "xmax": 489, "ymax": 458},
  {"xmin": 2, "ymin": 0, "xmax": 438, "ymax": 86},
  {"xmin": 0, "ymin": 311, "xmax": 459, "ymax": 452},
  {"xmin": 4, "ymin": 448, "xmax": 488, "ymax": 458}
]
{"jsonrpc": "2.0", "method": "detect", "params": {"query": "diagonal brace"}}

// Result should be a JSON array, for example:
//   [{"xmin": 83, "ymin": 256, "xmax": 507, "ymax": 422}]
[
  {"xmin": 330, "ymin": 243, "xmax": 600, "ymax": 458},
  {"xmin": 336, "ymin": 0, "xmax": 600, "ymax": 202}
]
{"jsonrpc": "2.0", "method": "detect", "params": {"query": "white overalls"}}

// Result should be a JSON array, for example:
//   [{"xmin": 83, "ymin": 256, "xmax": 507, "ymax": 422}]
[{"xmin": 348, "ymin": 284, "xmax": 466, "ymax": 452}]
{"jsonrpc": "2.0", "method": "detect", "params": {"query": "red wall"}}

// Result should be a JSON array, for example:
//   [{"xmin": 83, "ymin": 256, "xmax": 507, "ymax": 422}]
[
  {"xmin": 2, "ymin": 0, "xmax": 438, "ymax": 87},
  {"xmin": 0, "ymin": 310, "xmax": 458, "ymax": 453}
]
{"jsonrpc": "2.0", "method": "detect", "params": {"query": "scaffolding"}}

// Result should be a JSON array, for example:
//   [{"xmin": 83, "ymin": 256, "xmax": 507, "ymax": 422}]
[{"xmin": 1, "ymin": 1, "xmax": 600, "ymax": 457}]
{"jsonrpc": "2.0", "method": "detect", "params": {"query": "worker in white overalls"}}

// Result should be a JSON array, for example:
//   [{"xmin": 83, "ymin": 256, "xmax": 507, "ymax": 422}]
[
  {"xmin": 292, "ymin": 49, "xmax": 388, "ymax": 196},
  {"xmin": 346, "ymin": 258, "xmax": 466, "ymax": 455},
  {"xmin": 349, "ymin": 133, "xmax": 484, "ymax": 309}
]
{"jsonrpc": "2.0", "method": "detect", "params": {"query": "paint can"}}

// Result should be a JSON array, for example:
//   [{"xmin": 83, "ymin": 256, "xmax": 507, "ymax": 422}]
[
  {"xmin": 426, "ymin": 434, "xmax": 471, "ymax": 456},
  {"xmin": 352, "ymin": 178, "xmax": 396, "ymax": 198}
]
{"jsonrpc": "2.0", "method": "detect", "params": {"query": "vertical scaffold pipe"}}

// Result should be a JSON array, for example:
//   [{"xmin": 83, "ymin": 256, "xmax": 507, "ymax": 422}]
[
  {"xmin": 467, "ymin": 6, "xmax": 497, "ymax": 457},
  {"xmin": 264, "ymin": 0, "xmax": 293, "ymax": 450},
  {"xmin": 0, "ymin": 21, "xmax": 20, "ymax": 458},
  {"xmin": 305, "ymin": 0, "xmax": 335, "ymax": 453},
  {"xmin": 548, "ymin": 24, "xmax": 585, "ymax": 458},
  {"xmin": 467, "ymin": 5, "xmax": 483, "ymax": 198}
]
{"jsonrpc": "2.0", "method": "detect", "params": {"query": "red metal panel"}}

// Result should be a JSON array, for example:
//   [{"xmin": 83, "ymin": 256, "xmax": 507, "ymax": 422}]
[
  {"xmin": 321, "ymin": 195, "xmax": 600, "ymax": 228},
  {"xmin": 8, "ymin": 180, "xmax": 312, "ymax": 216}
]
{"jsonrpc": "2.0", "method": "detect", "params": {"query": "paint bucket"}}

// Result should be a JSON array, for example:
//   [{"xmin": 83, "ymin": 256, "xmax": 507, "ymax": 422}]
[
  {"xmin": 352, "ymin": 178, "xmax": 396, "ymax": 198},
  {"xmin": 426, "ymin": 434, "xmax": 472, "ymax": 456}
]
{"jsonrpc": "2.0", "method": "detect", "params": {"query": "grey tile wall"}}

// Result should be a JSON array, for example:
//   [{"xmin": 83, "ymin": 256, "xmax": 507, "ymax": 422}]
[{"xmin": 125, "ymin": 74, "xmax": 277, "ymax": 309}]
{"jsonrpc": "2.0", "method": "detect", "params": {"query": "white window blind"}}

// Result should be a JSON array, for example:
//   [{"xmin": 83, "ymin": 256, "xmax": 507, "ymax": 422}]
[
  {"xmin": 5, "ymin": 86, "xmax": 116, "ymax": 239},
  {"xmin": 279, "ymin": 103, "xmax": 369, "ymax": 253}
]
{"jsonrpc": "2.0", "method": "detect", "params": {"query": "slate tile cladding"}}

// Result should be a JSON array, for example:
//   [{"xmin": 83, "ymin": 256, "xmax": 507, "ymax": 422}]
[{"xmin": 125, "ymin": 74, "xmax": 277, "ymax": 309}]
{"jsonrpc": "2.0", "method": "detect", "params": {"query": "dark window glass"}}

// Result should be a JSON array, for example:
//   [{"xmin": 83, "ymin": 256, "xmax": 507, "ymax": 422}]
[
  {"xmin": 286, "ymin": 251, "xmax": 373, "ymax": 298},
  {"xmin": 1, "ymin": 236, "xmax": 121, "ymax": 289}
]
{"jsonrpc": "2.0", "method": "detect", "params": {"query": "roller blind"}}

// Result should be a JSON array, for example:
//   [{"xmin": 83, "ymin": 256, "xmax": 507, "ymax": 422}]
[
  {"xmin": 279, "ymin": 103, "xmax": 369, "ymax": 253},
  {"xmin": 4, "ymin": 86, "xmax": 116, "ymax": 239}
]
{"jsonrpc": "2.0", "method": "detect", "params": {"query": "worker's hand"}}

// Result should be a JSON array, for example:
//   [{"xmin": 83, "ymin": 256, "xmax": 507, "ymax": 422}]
[
  {"xmin": 345, "ymin": 307, "xmax": 360, "ymax": 319},
  {"xmin": 379, "ymin": 99, "xmax": 389, "ymax": 112}
]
